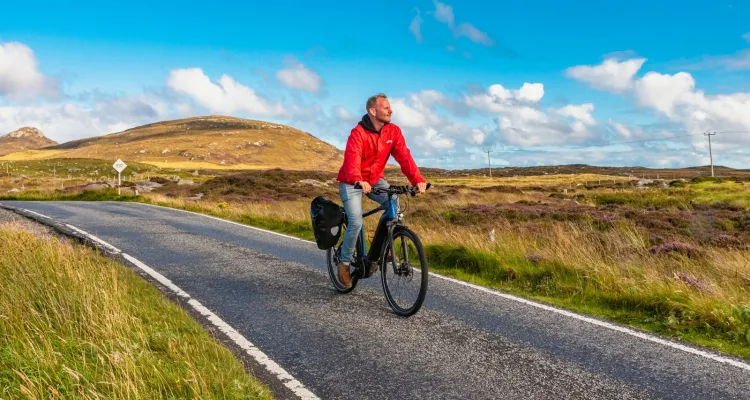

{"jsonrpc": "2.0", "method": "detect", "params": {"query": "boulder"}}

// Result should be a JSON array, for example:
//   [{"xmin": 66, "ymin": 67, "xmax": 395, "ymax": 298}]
[
  {"xmin": 82, "ymin": 182, "xmax": 112, "ymax": 191},
  {"xmin": 299, "ymin": 179, "xmax": 328, "ymax": 187}
]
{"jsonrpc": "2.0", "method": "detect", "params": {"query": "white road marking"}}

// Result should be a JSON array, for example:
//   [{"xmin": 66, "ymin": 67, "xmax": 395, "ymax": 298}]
[
  {"xmin": 54, "ymin": 217, "xmax": 318, "ymax": 399},
  {"xmin": 64, "ymin": 223, "xmax": 121, "ymax": 254},
  {"xmin": 135, "ymin": 202, "xmax": 750, "ymax": 372},
  {"xmin": 122, "ymin": 254, "xmax": 190, "ymax": 298},
  {"xmin": 188, "ymin": 299, "xmax": 319, "ymax": 399},
  {"xmin": 25, "ymin": 209, "xmax": 52, "ymax": 219}
]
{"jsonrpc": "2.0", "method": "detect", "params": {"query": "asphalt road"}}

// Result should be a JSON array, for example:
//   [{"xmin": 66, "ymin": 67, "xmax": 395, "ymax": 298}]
[{"xmin": 3, "ymin": 201, "xmax": 749, "ymax": 400}]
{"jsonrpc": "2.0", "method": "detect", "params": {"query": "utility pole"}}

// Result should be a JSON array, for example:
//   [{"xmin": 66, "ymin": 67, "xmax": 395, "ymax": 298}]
[
  {"xmin": 487, "ymin": 150, "xmax": 492, "ymax": 178},
  {"xmin": 704, "ymin": 132, "xmax": 716, "ymax": 177}
]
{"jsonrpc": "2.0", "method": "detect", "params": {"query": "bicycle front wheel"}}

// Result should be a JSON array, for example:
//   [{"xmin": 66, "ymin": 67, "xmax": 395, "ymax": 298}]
[{"xmin": 381, "ymin": 227, "xmax": 428, "ymax": 317}]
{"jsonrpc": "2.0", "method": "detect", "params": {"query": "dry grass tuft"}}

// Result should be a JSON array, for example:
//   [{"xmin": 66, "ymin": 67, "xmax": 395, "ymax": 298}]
[{"xmin": 0, "ymin": 223, "xmax": 272, "ymax": 399}]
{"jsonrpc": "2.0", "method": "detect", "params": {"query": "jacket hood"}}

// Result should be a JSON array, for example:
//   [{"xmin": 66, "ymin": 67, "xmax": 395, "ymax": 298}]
[{"xmin": 359, "ymin": 114, "xmax": 386, "ymax": 133}]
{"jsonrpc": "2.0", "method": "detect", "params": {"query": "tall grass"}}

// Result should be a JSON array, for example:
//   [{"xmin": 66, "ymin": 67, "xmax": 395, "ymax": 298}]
[{"xmin": 0, "ymin": 222, "xmax": 273, "ymax": 399}]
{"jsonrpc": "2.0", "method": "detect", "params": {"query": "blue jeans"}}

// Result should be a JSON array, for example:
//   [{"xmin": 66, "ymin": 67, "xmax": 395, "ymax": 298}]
[{"xmin": 339, "ymin": 178, "xmax": 399, "ymax": 265}]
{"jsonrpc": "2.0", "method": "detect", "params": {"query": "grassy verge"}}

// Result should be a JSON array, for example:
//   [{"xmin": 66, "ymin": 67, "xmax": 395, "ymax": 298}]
[
  {"xmin": 0, "ymin": 189, "xmax": 144, "ymax": 202},
  {"xmin": 0, "ymin": 222, "xmax": 273, "ymax": 399},
  {"xmin": 424, "ymin": 243, "xmax": 750, "ymax": 359}
]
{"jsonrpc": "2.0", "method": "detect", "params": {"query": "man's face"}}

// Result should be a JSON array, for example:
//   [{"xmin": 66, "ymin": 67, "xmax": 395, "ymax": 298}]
[{"xmin": 371, "ymin": 97, "xmax": 392, "ymax": 123}]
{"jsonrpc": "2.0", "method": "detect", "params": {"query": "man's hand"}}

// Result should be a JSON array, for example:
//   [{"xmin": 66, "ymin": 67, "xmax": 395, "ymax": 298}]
[
  {"xmin": 357, "ymin": 181, "xmax": 372, "ymax": 194},
  {"xmin": 417, "ymin": 182, "xmax": 427, "ymax": 194}
]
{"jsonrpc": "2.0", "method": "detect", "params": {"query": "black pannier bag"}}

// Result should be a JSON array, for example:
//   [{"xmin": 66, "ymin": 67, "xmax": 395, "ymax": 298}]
[{"xmin": 310, "ymin": 196, "xmax": 345, "ymax": 250}]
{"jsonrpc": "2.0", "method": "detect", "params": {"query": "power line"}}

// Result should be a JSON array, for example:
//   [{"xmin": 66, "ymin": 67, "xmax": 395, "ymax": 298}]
[{"xmin": 712, "ymin": 130, "xmax": 750, "ymax": 134}]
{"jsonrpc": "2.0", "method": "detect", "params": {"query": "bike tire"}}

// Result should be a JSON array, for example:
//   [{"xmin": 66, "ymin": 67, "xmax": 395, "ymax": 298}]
[
  {"xmin": 380, "ymin": 227, "xmax": 428, "ymax": 317},
  {"xmin": 327, "ymin": 236, "xmax": 360, "ymax": 293}
]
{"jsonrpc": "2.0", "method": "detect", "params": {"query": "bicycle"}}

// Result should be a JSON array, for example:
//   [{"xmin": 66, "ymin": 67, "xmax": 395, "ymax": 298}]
[{"xmin": 326, "ymin": 182, "xmax": 431, "ymax": 317}]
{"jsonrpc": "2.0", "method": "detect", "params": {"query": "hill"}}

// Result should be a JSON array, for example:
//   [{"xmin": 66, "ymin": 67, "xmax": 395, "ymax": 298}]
[
  {"xmin": 1, "ymin": 116, "xmax": 343, "ymax": 172},
  {"xmin": 0, "ymin": 127, "xmax": 58, "ymax": 156}
]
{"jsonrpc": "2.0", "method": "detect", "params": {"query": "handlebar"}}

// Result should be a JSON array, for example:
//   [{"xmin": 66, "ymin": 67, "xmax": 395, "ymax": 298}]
[{"xmin": 354, "ymin": 182, "xmax": 432, "ymax": 196}]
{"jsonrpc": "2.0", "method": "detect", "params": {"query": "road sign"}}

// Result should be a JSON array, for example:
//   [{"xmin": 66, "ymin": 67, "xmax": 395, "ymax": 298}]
[
  {"xmin": 113, "ymin": 159, "xmax": 127, "ymax": 195},
  {"xmin": 113, "ymin": 159, "xmax": 127, "ymax": 173}
]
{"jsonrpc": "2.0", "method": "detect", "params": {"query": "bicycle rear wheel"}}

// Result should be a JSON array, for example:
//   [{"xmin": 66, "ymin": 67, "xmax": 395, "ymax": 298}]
[
  {"xmin": 327, "ymin": 234, "xmax": 360, "ymax": 293},
  {"xmin": 381, "ymin": 227, "xmax": 428, "ymax": 317}
]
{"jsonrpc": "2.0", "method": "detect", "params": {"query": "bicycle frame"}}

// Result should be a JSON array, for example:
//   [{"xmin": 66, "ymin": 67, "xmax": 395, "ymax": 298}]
[{"xmin": 350, "ymin": 191, "xmax": 400, "ymax": 267}]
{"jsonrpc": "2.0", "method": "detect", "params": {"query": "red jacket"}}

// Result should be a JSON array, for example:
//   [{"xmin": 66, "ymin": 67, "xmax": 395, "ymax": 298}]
[{"xmin": 337, "ymin": 115, "xmax": 425, "ymax": 186}]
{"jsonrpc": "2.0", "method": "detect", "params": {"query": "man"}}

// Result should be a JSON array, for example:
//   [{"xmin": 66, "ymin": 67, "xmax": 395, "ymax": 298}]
[{"xmin": 336, "ymin": 93, "xmax": 427, "ymax": 287}]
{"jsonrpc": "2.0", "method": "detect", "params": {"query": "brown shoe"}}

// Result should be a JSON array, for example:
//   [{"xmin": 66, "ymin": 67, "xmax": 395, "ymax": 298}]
[{"xmin": 338, "ymin": 262, "xmax": 352, "ymax": 288}]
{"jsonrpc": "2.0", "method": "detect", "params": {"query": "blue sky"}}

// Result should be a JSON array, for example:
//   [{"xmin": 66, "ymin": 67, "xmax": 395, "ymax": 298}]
[{"xmin": 1, "ymin": 0, "xmax": 749, "ymax": 169}]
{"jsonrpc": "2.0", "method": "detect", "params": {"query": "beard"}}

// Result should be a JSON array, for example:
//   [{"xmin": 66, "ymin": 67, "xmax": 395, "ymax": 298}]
[{"xmin": 375, "ymin": 113, "xmax": 391, "ymax": 124}]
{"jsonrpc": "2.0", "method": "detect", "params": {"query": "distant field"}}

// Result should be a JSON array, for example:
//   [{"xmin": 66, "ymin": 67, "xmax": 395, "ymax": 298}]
[
  {"xmin": 429, "ymin": 173, "xmax": 632, "ymax": 188},
  {"xmin": 2, "ymin": 160, "xmax": 750, "ymax": 360},
  {"xmin": 0, "ymin": 149, "xmax": 66, "ymax": 160}
]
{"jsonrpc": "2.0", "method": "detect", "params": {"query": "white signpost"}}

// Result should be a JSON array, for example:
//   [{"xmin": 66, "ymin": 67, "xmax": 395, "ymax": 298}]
[{"xmin": 113, "ymin": 159, "xmax": 127, "ymax": 195}]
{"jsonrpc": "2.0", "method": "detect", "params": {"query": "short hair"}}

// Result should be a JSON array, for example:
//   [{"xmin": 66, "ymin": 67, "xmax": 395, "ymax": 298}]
[{"xmin": 366, "ymin": 93, "xmax": 387, "ymax": 111}]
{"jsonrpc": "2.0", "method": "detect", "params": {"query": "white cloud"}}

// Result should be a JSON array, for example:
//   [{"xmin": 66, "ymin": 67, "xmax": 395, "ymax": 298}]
[
  {"xmin": 462, "ymin": 83, "xmax": 598, "ymax": 147},
  {"xmin": 463, "ymin": 82, "xmax": 545, "ymax": 114},
  {"xmin": 390, "ymin": 90, "xmax": 447, "ymax": 128},
  {"xmin": 470, "ymin": 128, "xmax": 486, "ymax": 145},
  {"xmin": 409, "ymin": 9, "xmax": 423, "ymax": 43},
  {"xmin": 424, "ymin": 127, "xmax": 455, "ymax": 149},
  {"xmin": 566, "ymin": 57, "xmax": 646, "ymax": 93},
  {"xmin": 629, "ymin": 70, "xmax": 750, "ymax": 144},
  {"xmin": 432, "ymin": 1, "xmax": 494, "ymax": 47},
  {"xmin": 554, "ymin": 103, "xmax": 595, "ymax": 126},
  {"xmin": 516, "ymin": 83, "xmax": 544, "ymax": 102},
  {"xmin": 679, "ymin": 33, "xmax": 750, "ymax": 71},
  {"xmin": 333, "ymin": 106, "xmax": 356, "ymax": 122},
  {"xmin": 691, "ymin": 51, "xmax": 750, "ymax": 71},
  {"xmin": 575, "ymin": 56, "xmax": 750, "ymax": 160},
  {"xmin": 275, "ymin": 62, "xmax": 322, "ymax": 93},
  {"xmin": 433, "ymin": 1, "xmax": 455, "ymax": 28},
  {"xmin": 0, "ymin": 93, "xmax": 184, "ymax": 143},
  {"xmin": 455, "ymin": 23, "xmax": 494, "ymax": 46},
  {"xmin": 633, "ymin": 71, "xmax": 696, "ymax": 117},
  {"xmin": 0, "ymin": 42, "xmax": 61, "ymax": 101},
  {"xmin": 608, "ymin": 119, "xmax": 637, "ymax": 139},
  {"xmin": 391, "ymin": 99, "xmax": 429, "ymax": 128},
  {"xmin": 167, "ymin": 68, "xmax": 286, "ymax": 116}
]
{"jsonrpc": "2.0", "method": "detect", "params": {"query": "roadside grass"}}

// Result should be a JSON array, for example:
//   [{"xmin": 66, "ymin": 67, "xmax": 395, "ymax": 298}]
[
  {"xmin": 0, "ymin": 222, "xmax": 273, "ymax": 399},
  {"xmin": 0, "ymin": 189, "xmax": 143, "ymax": 202}
]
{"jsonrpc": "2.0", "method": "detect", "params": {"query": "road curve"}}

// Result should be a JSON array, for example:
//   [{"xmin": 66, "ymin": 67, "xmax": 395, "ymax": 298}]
[{"xmin": 2, "ymin": 201, "xmax": 749, "ymax": 400}]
